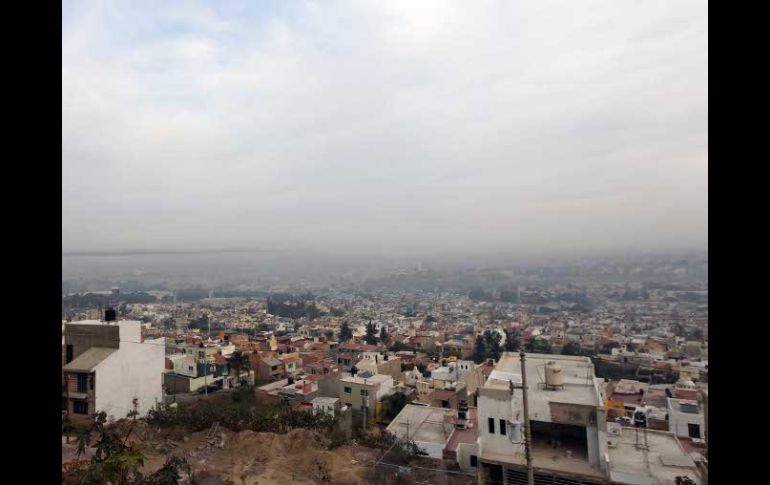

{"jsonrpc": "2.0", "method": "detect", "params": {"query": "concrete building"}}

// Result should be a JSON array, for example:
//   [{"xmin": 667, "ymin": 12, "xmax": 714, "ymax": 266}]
[
  {"xmin": 386, "ymin": 404, "xmax": 456, "ymax": 459},
  {"xmin": 63, "ymin": 318, "xmax": 165, "ymax": 420},
  {"xmin": 667, "ymin": 398, "xmax": 705, "ymax": 440},
  {"xmin": 606, "ymin": 423, "xmax": 701, "ymax": 484},
  {"xmin": 476, "ymin": 353, "xmax": 608, "ymax": 484},
  {"xmin": 339, "ymin": 373, "xmax": 395, "ymax": 419},
  {"xmin": 475, "ymin": 352, "xmax": 702, "ymax": 485},
  {"xmin": 356, "ymin": 352, "xmax": 403, "ymax": 382},
  {"xmin": 312, "ymin": 396, "xmax": 340, "ymax": 417}
]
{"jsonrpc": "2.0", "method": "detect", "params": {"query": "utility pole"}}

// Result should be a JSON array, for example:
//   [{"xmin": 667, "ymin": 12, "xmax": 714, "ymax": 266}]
[
  {"xmin": 204, "ymin": 313, "xmax": 211, "ymax": 398},
  {"xmin": 519, "ymin": 348, "xmax": 534, "ymax": 485}
]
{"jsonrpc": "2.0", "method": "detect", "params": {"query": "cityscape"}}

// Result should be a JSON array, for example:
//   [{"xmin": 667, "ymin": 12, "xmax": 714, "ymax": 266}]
[
  {"xmin": 62, "ymin": 254, "xmax": 707, "ymax": 484},
  {"xmin": 62, "ymin": 1, "xmax": 707, "ymax": 484}
]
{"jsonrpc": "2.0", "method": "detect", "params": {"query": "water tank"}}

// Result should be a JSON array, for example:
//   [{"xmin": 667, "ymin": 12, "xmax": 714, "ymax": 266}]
[
  {"xmin": 104, "ymin": 308, "xmax": 117, "ymax": 322},
  {"xmin": 545, "ymin": 361, "xmax": 563, "ymax": 387}
]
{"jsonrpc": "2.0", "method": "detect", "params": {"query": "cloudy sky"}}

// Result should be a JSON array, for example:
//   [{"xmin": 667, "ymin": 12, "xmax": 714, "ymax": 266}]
[{"xmin": 62, "ymin": 0, "xmax": 707, "ymax": 259}]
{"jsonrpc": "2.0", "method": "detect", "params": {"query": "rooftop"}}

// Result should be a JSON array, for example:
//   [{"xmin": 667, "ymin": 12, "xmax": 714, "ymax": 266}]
[
  {"xmin": 63, "ymin": 347, "xmax": 117, "ymax": 372},
  {"xmin": 340, "ymin": 374, "xmax": 392, "ymax": 386},
  {"xmin": 484, "ymin": 353, "xmax": 603, "ymax": 422},
  {"xmin": 608, "ymin": 428, "xmax": 701, "ymax": 484},
  {"xmin": 386, "ymin": 405, "xmax": 455, "ymax": 446}
]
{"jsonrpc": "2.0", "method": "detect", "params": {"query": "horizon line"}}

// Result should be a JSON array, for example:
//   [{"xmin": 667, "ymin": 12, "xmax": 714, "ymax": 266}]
[{"xmin": 62, "ymin": 248, "xmax": 283, "ymax": 257}]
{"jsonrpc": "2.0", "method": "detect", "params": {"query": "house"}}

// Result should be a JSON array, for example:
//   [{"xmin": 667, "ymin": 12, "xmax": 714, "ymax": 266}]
[
  {"xmin": 257, "ymin": 357, "xmax": 285, "ymax": 381},
  {"xmin": 387, "ymin": 402, "xmax": 480, "ymax": 471},
  {"xmin": 476, "ymin": 352, "xmax": 701, "ymax": 485},
  {"xmin": 356, "ymin": 353, "xmax": 402, "ymax": 382},
  {"xmin": 427, "ymin": 388, "xmax": 462, "ymax": 409},
  {"xmin": 63, "ymin": 316, "xmax": 165, "ymax": 420},
  {"xmin": 667, "ymin": 398, "xmax": 705, "ymax": 441},
  {"xmin": 162, "ymin": 353, "xmax": 222, "ymax": 394},
  {"xmin": 386, "ymin": 404, "xmax": 456, "ymax": 459},
  {"xmin": 339, "ymin": 374, "xmax": 395, "ymax": 419},
  {"xmin": 477, "ymin": 353, "xmax": 608, "ymax": 484},
  {"xmin": 278, "ymin": 353, "xmax": 303, "ymax": 376},
  {"xmin": 312, "ymin": 397, "xmax": 340, "ymax": 417}
]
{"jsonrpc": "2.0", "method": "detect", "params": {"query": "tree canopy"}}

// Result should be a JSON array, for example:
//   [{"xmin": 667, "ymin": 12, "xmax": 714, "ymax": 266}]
[{"xmin": 338, "ymin": 321, "xmax": 353, "ymax": 342}]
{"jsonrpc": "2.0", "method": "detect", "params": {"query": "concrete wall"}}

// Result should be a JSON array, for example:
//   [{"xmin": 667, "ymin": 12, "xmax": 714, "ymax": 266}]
[
  {"xmin": 340, "ymin": 380, "xmax": 376, "ymax": 417},
  {"xmin": 456, "ymin": 442, "xmax": 480, "ymax": 471},
  {"xmin": 95, "ymin": 337, "xmax": 165, "ymax": 419},
  {"xmin": 65, "ymin": 323, "xmax": 119, "ymax": 360},
  {"xmin": 478, "ymin": 388, "xmax": 520, "ymax": 456},
  {"xmin": 668, "ymin": 400, "xmax": 705, "ymax": 439}
]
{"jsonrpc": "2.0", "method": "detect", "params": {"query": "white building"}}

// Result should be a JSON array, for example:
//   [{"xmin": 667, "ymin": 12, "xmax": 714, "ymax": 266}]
[
  {"xmin": 312, "ymin": 397, "xmax": 340, "ymax": 417},
  {"xmin": 64, "ymin": 319, "xmax": 165, "ymax": 420},
  {"xmin": 667, "ymin": 398, "xmax": 705, "ymax": 440},
  {"xmin": 477, "ymin": 353, "xmax": 608, "ymax": 484}
]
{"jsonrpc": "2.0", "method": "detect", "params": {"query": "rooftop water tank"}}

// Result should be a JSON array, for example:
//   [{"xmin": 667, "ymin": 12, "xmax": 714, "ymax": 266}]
[{"xmin": 545, "ymin": 361, "xmax": 563, "ymax": 387}]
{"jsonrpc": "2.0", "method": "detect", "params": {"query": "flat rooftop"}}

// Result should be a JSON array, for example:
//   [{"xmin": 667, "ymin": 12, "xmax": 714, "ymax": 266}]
[
  {"xmin": 608, "ymin": 428, "xmax": 700, "ymax": 484},
  {"xmin": 484, "ymin": 353, "xmax": 602, "ymax": 422},
  {"xmin": 340, "ymin": 374, "xmax": 391, "ymax": 386},
  {"xmin": 386, "ymin": 405, "xmax": 455, "ymax": 446}
]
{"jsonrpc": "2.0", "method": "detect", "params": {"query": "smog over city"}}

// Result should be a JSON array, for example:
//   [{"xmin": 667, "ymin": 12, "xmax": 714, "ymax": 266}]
[{"xmin": 63, "ymin": 0, "xmax": 706, "ymax": 289}]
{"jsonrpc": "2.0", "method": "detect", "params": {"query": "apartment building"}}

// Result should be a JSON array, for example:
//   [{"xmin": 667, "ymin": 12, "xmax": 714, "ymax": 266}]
[{"xmin": 63, "ymin": 315, "xmax": 165, "ymax": 420}]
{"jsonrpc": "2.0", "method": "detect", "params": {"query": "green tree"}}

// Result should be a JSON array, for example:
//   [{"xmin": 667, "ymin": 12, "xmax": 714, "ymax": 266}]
[
  {"xmin": 562, "ymin": 342, "xmax": 582, "ymax": 356},
  {"xmin": 227, "ymin": 350, "xmax": 251, "ymax": 385},
  {"xmin": 471, "ymin": 335, "xmax": 487, "ymax": 364},
  {"xmin": 529, "ymin": 338, "xmax": 553, "ymax": 354},
  {"xmin": 364, "ymin": 321, "xmax": 379, "ymax": 345},
  {"xmin": 338, "ymin": 321, "xmax": 353, "ymax": 342},
  {"xmin": 381, "ymin": 392, "xmax": 409, "ymax": 422},
  {"xmin": 389, "ymin": 341, "xmax": 414, "ymax": 352},
  {"xmin": 483, "ymin": 330, "xmax": 502, "ymax": 361},
  {"xmin": 504, "ymin": 328, "xmax": 520, "ymax": 352},
  {"xmin": 379, "ymin": 326, "xmax": 389, "ymax": 345},
  {"xmin": 66, "ymin": 400, "xmax": 190, "ymax": 485}
]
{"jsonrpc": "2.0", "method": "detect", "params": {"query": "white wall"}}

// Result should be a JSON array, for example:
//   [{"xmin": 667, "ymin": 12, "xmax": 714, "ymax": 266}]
[
  {"xmin": 668, "ymin": 400, "xmax": 705, "ymax": 439},
  {"xmin": 477, "ymin": 391, "xmax": 522, "ymax": 456},
  {"xmin": 456, "ymin": 442, "xmax": 480, "ymax": 471},
  {"xmin": 95, "ymin": 337, "xmax": 165, "ymax": 420},
  {"xmin": 375, "ymin": 376, "xmax": 395, "ymax": 400}
]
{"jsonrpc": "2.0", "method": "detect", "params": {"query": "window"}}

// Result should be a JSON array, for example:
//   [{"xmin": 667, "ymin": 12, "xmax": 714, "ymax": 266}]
[
  {"xmin": 77, "ymin": 373, "xmax": 88, "ymax": 393},
  {"xmin": 199, "ymin": 351, "xmax": 205, "ymax": 359},
  {"xmin": 441, "ymin": 400, "xmax": 449, "ymax": 408},
  {"xmin": 488, "ymin": 417, "xmax": 495, "ymax": 434},
  {"xmin": 470, "ymin": 455, "xmax": 478, "ymax": 467},
  {"xmin": 688, "ymin": 423, "xmax": 701, "ymax": 439},
  {"xmin": 360, "ymin": 389, "xmax": 369, "ymax": 397},
  {"xmin": 344, "ymin": 386, "xmax": 352, "ymax": 394},
  {"xmin": 73, "ymin": 400, "xmax": 88, "ymax": 415},
  {"xmin": 500, "ymin": 419, "xmax": 507, "ymax": 436},
  {"xmin": 66, "ymin": 345, "xmax": 73, "ymax": 363},
  {"xmin": 90, "ymin": 374, "xmax": 95, "ymax": 391},
  {"xmin": 188, "ymin": 366, "xmax": 194, "ymax": 372}
]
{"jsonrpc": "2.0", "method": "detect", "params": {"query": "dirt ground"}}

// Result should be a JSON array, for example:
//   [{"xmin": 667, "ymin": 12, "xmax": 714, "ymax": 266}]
[
  {"xmin": 63, "ymin": 424, "xmax": 366, "ymax": 485},
  {"xmin": 62, "ymin": 420, "xmax": 475, "ymax": 484}
]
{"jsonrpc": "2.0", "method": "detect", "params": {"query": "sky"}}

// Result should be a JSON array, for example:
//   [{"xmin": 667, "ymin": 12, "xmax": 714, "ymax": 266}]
[{"xmin": 62, "ymin": 0, "xmax": 708, "ymax": 260}]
